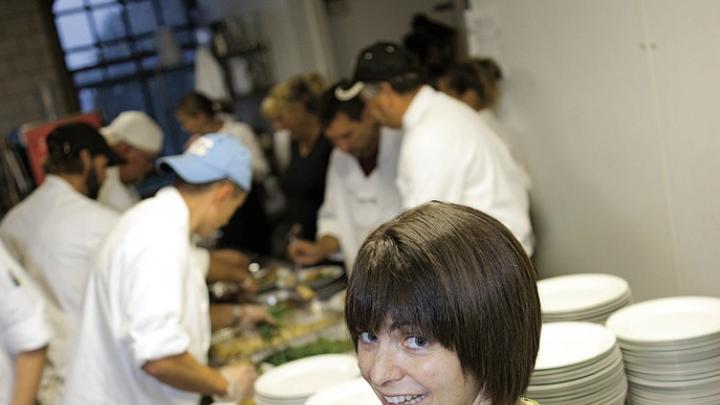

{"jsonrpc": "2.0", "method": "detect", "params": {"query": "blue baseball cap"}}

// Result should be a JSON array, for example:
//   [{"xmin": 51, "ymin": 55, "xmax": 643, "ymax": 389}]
[{"xmin": 157, "ymin": 133, "xmax": 252, "ymax": 191}]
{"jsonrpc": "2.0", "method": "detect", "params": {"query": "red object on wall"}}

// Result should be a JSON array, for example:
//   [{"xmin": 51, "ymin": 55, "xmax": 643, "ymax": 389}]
[{"xmin": 23, "ymin": 112, "xmax": 103, "ymax": 185}]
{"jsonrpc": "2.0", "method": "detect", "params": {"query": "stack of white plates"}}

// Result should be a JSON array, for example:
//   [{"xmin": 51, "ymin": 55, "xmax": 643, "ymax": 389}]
[
  {"xmin": 538, "ymin": 273, "xmax": 632, "ymax": 323},
  {"xmin": 606, "ymin": 296, "xmax": 720, "ymax": 404},
  {"xmin": 305, "ymin": 377, "xmax": 381, "ymax": 405},
  {"xmin": 527, "ymin": 322, "xmax": 628, "ymax": 405},
  {"xmin": 255, "ymin": 354, "xmax": 360, "ymax": 405}
]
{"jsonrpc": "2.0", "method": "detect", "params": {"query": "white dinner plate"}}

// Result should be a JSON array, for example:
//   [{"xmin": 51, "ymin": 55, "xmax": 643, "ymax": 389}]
[
  {"xmin": 534, "ymin": 322, "xmax": 617, "ymax": 370},
  {"xmin": 542, "ymin": 291, "xmax": 631, "ymax": 320},
  {"xmin": 528, "ymin": 355, "xmax": 624, "ymax": 396},
  {"xmin": 255, "ymin": 354, "xmax": 360, "ymax": 400},
  {"xmin": 606, "ymin": 296, "xmax": 720, "ymax": 343},
  {"xmin": 304, "ymin": 377, "xmax": 381, "ymax": 405},
  {"xmin": 530, "ymin": 347, "xmax": 621, "ymax": 384},
  {"xmin": 538, "ymin": 273, "xmax": 630, "ymax": 314}
]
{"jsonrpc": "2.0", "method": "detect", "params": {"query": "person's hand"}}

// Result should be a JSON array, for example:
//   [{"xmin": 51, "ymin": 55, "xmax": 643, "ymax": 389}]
[
  {"xmin": 287, "ymin": 239, "xmax": 325, "ymax": 265},
  {"xmin": 208, "ymin": 249, "xmax": 255, "ymax": 291},
  {"xmin": 238, "ymin": 276, "xmax": 259, "ymax": 294},
  {"xmin": 211, "ymin": 249, "xmax": 251, "ymax": 268},
  {"xmin": 238, "ymin": 304, "xmax": 275, "ymax": 325},
  {"xmin": 219, "ymin": 362, "xmax": 256, "ymax": 401},
  {"xmin": 210, "ymin": 304, "xmax": 275, "ymax": 330}
]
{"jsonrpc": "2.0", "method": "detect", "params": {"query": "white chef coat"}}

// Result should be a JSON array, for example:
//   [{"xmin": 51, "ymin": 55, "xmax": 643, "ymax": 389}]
[
  {"xmin": 219, "ymin": 118, "xmax": 270, "ymax": 182},
  {"xmin": 97, "ymin": 166, "xmax": 141, "ymax": 213},
  {"xmin": 0, "ymin": 242, "xmax": 51, "ymax": 405},
  {"xmin": 317, "ymin": 128, "xmax": 403, "ymax": 270},
  {"xmin": 0, "ymin": 174, "xmax": 119, "ymax": 398},
  {"xmin": 99, "ymin": 169, "xmax": 212, "ymax": 282},
  {"xmin": 477, "ymin": 109, "xmax": 532, "ymax": 190},
  {"xmin": 61, "ymin": 187, "xmax": 211, "ymax": 405},
  {"xmin": 398, "ymin": 86, "xmax": 534, "ymax": 255}
]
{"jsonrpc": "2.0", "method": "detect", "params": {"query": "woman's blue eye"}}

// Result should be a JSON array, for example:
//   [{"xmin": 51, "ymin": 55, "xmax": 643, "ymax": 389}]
[
  {"xmin": 406, "ymin": 336, "xmax": 430, "ymax": 349},
  {"xmin": 359, "ymin": 331, "xmax": 378, "ymax": 344}
]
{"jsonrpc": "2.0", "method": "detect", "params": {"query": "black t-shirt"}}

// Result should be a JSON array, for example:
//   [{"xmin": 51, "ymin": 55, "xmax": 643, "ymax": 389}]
[{"xmin": 279, "ymin": 135, "xmax": 333, "ymax": 240}]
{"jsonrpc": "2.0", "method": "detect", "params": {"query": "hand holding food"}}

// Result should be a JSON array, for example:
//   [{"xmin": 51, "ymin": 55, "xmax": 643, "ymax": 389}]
[
  {"xmin": 219, "ymin": 362, "xmax": 256, "ymax": 401},
  {"xmin": 287, "ymin": 238, "xmax": 325, "ymax": 265}
]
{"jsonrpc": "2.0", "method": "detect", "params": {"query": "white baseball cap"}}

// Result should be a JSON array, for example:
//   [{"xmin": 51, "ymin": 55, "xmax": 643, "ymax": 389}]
[{"xmin": 100, "ymin": 111, "xmax": 164, "ymax": 154}]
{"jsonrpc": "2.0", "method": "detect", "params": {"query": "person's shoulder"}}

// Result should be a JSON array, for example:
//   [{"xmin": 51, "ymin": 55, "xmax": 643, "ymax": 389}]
[
  {"xmin": 121, "ymin": 189, "xmax": 187, "ymax": 233},
  {"xmin": 0, "ymin": 189, "xmax": 40, "ymax": 234},
  {"xmin": 107, "ymin": 199, "xmax": 184, "ymax": 254},
  {"xmin": 71, "ymin": 191, "xmax": 120, "ymax": 224},
  {"xmin": 328, "ymin": 148, "xmax": 345, "ymax": 165},
  {"xmin": 380, "ymin": 127, "xmax": 403, "ymax": 149},
  {"xmin": 222, "ymin": 118, "xmax": 254, "ymax": 135},
  {"xmin": 90, "ymin": 201, "xmax": 121, "ymax": 226},
  {"xmin": 327, "ymin": 148, "xmax": 356, "ymax": 178},
  {"xmin": 0, "ymin": 201, "xmax": 23, "ymax": 230},
  {"xmin": 433, "ymin": 92, "xmax": 486, "ymax": 124}
]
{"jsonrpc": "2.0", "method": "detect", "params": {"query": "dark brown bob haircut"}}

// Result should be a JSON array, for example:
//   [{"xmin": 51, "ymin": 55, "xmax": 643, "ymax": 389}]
[{"xmin": 346, "ymin": 201, "xmax": 541, "ymax": 405}]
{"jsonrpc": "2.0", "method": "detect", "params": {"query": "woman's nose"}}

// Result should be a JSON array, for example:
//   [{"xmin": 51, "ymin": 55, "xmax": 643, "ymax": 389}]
[{"xmin": 368, "ymin": 345, "xmax": 403, "ymax": 386}]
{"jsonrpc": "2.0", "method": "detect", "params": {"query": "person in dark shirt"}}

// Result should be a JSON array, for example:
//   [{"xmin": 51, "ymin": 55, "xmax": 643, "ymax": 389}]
[{"xmin": 261, "ymin": 73, "xmax": 333, "ymax": 249}]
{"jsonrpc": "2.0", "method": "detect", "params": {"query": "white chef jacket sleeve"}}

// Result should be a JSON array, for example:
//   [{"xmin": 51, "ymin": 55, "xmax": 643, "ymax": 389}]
[
  {"xmin": 316, "ymin": 152, "xmax": 343, "ymax": 241},
  {"xmin": 0, "ymin": 248, "xmax": 51, "ymax": 355},
  {"xmin": 124, "ymin": 235, "xmax": 191, "ymax": 367}
]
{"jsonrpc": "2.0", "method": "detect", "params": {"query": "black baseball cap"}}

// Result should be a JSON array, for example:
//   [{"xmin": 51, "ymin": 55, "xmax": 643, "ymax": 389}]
[
  {"xmin": 46, "ymin": 122, "xmax": 125, "ymax": 166},
  {"xmin": 336, "ymin": 42, "xmax": 421, "ymax": 101}
]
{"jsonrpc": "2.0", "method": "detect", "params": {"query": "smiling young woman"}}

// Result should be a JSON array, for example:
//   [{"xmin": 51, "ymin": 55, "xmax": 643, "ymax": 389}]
[{"xmin": 345, "ymin": 201, "xmax": 541, "ymax": 405}]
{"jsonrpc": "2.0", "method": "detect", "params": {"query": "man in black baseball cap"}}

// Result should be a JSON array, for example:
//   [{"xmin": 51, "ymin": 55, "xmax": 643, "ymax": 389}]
[
  {"xmin": 335, "ymin": 41, "xmax": 425, "ymax": 128},
  {"xmin": 339, "ymin": 41, "xmax": 535, "ymax": 256},
  {"xmin": 0, "ymin": 122, "xmax": 124, "ymax": 402},
  {"xmin": 44, "ymin": 122, "xmax": 125, "ymax": 199}
]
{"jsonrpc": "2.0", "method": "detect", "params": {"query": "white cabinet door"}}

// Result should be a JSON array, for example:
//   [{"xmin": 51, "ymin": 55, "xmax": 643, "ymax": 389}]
[
  {"xmin": 641, "ymin": 0, "xmax": 720, "ymax": 296},
  {"xmin": 481, "ymin": 0, "xmax": 679, "ymax": 299}
]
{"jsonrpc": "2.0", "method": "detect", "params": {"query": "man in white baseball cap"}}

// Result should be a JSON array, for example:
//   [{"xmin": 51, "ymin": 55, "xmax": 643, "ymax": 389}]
[{"xmin": 98, "ymin": 111, "xmax": 164, "ymax": 212}]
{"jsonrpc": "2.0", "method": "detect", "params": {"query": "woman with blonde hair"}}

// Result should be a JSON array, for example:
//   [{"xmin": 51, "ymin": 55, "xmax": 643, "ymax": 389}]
[{"xmin": 261, "ymin": 73, "xmax": 333, "ymax": 244}]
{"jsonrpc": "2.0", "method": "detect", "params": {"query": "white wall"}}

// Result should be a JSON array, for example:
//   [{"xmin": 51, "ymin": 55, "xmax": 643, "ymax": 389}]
[
  {"xmin": 325, "ymin": 0, "xmax": 462, "ymax": 78},
  {"xmin": 206, "ymin": 0, "xmax": 464, "ymax": 81},
  {"xmin": 473, "ymin": 0, "xmax": 720, "ymax": 300},
  {"xmin": 204, "ymin": 0, "xmax": 336, "ymax": 82}
]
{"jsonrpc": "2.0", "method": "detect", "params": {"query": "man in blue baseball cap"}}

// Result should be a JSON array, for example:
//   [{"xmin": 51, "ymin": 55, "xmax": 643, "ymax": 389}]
[{"xmin": 62, "ymin": 134, "xmax": 268, "ymax": 405}]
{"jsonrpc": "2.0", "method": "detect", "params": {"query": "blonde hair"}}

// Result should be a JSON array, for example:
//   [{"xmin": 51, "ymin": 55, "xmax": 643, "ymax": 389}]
[{"xmin": 261, "ymin": 73, "xmax": 327, "ymax": 118}]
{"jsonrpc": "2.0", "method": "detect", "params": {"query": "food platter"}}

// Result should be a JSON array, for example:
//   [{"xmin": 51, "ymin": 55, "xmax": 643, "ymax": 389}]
[
  {"xmin": 297, "ymin": 266, "xmax": 344, "ymax": 289},
  {"xmin": 210, "ymin": 301, "xmax": 348, "ymax": 365}
]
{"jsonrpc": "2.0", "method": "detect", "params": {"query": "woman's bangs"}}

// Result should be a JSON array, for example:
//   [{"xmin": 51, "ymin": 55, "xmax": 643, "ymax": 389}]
[{"xmin": 346, "ymin": 238, "xmax": 445, "ymax": 342}]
